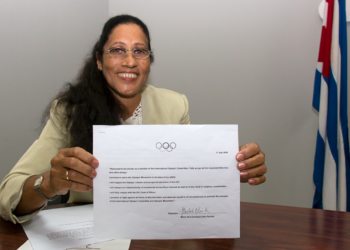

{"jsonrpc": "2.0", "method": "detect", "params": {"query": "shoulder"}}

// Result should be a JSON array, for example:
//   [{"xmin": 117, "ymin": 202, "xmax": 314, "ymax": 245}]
[
  {"xmin": 142, "ymin": 84, "xmax": 187, "ymax": 108},
  {"xmin": 38, "ymin": 99, "xmax": 69, "ymax": 143},
  {"xmin": 48, "ymin": 99, "xmax": 67, "ymax": 132},
  {"xmin": 141, "ymin": 85, "xmax": 190, "ymax": 124},
  {"xmin": 142, "ymin": 84, "xmax": 184, "ymax": 99}
]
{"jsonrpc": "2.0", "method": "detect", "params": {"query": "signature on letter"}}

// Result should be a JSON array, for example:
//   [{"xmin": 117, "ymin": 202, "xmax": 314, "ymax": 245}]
[{"xmin": 179, "ymin": 207, "xmax": 210, "ymax": 215}]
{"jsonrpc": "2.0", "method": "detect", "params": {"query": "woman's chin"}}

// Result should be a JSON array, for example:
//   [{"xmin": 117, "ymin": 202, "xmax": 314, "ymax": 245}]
[
  {"xmin": 116, "ymin": 89, "xmax": 142, "ymax": 99},
  {"xmin": 108, "ymin": 84, "xmax": 144, "ymax": 100}
]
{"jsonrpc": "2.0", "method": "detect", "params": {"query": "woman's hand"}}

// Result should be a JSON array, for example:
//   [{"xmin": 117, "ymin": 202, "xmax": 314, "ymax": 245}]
[
  {"xmin": 236, "ymin": 143, "xmax": 266, "ymax": 185},
  {"xmin": 13, "ymin": 147, "xmax": 98, "ymax": 216},
  {"xmin": 42, "ymin": 147, "xmax": 99, "ymax": 197}
]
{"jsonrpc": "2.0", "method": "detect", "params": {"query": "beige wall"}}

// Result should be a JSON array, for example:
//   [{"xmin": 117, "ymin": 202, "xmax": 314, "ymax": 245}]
[
  {"xmin": 109, "ymin": 0, "xmax": 350, "ymax": 208},
  {"xmin": 0, "ymin": 0, "xmax": 108, "ymax": 181}
]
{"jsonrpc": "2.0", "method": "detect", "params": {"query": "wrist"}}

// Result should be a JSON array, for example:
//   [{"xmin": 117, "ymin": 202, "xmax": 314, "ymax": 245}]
[{"xmin": 40, "ymin": 171, "xmax": 58, "ymax": 199}]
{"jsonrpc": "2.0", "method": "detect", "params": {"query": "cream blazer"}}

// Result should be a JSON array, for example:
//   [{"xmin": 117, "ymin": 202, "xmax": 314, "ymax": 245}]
[{"xmin": 0, "ymin": 85, "xmax": 190, "ymax": 223}]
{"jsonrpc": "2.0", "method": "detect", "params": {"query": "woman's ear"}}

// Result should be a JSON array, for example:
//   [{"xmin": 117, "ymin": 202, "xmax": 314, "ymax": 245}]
[{"xmin": 96, "ymin": 52, "xmax": 102, "ymax": 71}]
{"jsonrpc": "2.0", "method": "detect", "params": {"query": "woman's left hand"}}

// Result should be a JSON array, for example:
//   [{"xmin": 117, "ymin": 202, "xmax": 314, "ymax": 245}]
[{"xmin": 236, "ymin": 143, "xmax": 266, "ymax": 185}]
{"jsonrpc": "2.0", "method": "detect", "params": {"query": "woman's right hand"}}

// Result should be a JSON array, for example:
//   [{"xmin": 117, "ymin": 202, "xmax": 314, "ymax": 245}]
[
  {"xmin": 43, "ymin": 147, "xmax": 99, "ymax": 197},
  {"xmin": 13, "ymin": 147, "xmax": 98, "ymax": 216}
]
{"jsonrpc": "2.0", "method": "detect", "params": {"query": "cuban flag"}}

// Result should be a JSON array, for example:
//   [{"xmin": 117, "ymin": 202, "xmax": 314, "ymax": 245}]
[{"xmin": 312, "ymin": 0, "xmax": 350, "ymax": 211}]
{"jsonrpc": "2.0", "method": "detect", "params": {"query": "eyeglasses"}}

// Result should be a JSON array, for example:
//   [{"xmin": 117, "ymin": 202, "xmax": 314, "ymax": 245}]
[{"xmin": 104, "ymin": 47, "xmax": 152, "ymax": 60}]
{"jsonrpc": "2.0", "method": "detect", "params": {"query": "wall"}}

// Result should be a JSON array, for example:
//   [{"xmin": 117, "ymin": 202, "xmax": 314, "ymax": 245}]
[
  {"xmin": 109, "ymin": 0, "xmax": 348, "ymax": 208},
  {"xmin": 0, "ymin": 0, "xmax": 348, "ymax": 208},
  {"xmin": 0, "ymin": 0, "xmax": 108, "ymax": 181}
]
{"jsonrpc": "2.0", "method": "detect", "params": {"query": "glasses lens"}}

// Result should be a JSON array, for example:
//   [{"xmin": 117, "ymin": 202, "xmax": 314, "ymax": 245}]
[
  {"xmin": 109, "ymin": 48, "xmax": 126, "ymax": 59},
  {"xmin": 133, "ymin": 49, "xmax": 150, "ymax": 59}
]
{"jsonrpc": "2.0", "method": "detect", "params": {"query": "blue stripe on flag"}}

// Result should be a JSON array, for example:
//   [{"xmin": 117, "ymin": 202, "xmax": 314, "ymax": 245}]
[
  {"xmin": 328, "ymin": 70, "xmax": 339, "ymax": 196},
  {"xmin": 327, "ymin": 73, "xmax": 339, "ymax": 165},
  {"xmin": 313, "ymin": 70, "xmax": 322, "ymax": 112},
  {"xmin": 338, "ymin": 0, "xmax": 350, "ymax": 211},
  {"xmin": 313, "ymin": 130, "xmax": 326, "ymax": 209}
]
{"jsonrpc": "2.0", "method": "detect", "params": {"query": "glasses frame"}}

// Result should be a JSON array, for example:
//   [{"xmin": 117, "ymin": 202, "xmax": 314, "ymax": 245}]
[{"xmin": 104, "ymin": 48, "xmax": 152, "ymax": 60}]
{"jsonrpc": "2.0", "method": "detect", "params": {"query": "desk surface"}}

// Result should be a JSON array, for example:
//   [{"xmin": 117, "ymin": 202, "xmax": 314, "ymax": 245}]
[{"xmin": 1, "ymin": 202, "xmax": 350, "ymax": 250}]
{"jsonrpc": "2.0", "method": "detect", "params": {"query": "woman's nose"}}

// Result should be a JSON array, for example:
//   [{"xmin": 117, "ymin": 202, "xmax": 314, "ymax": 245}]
[{"xmin": 122, "ymin": 50, "xmax": 137, "ymax": 67}]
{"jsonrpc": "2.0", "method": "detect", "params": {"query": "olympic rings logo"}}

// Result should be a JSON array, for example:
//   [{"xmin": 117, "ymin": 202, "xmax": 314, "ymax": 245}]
[{"xmin": 156, "ymin": 142, "xmax": 177, "ymax": 152}]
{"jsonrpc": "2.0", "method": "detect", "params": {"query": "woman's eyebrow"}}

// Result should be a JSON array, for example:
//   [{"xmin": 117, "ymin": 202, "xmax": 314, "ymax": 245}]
[
  {"xmin": 110, "ymin": 41, "xmax": 126, "ymax": 46},
  {"xmin": 109, "ymin": 41, "xmax": 147, "ymax": 47},
  {"xmin": 134, "ymin": 42, "xmax": 147, "ymax": 47}
]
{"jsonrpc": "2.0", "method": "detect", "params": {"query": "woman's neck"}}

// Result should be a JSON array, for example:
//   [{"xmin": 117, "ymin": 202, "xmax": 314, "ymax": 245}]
[{"xmin": 117, "ymin": 93, "xmax": 141, "ymax": 120}]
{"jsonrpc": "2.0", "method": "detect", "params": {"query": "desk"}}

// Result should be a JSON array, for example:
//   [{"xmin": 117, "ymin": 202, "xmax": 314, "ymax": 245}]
[{"xmin": 1, "ymin": 202, "xmax": 350, "ymax": 250}]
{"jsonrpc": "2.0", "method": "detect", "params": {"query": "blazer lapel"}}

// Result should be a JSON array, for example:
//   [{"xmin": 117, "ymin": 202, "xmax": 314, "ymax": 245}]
[{"xmin": 141, "ymin": 85, "xmax": 153, "ymax": 124}]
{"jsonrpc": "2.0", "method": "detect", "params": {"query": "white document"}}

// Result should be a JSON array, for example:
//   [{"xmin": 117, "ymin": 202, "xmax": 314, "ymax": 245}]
[
  {"xmin": 21, "ymin": 205, "xmax": 131, "ymax": 250},
  {"xmin": 93, "ymin": 125, "xmax": 240, "ymax": 240},
  {"xmin": 18, "ymin": 239, "xmax": 130, "ymax": 250}
]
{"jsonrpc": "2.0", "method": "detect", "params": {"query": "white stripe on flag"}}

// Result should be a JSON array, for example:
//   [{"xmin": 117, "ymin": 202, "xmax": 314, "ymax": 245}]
[
  {"xmin": 318, "ymin": 77, "xmax": 328, "ymax": 138},
  {"xmin": 317, "ymin": 62, "xmax": 323, "ymax": 73},
  {"xmin": 338, "ymin": 132, "xmax": 346, "ymax": 211},
  {"xmin": 323, "ymin": 141, "xmax": 337, "ymax": 210}
]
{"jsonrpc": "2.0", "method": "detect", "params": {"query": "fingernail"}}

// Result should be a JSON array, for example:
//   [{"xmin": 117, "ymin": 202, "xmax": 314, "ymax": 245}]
[
  {"xmin": 237, "ymin": 154, "xmax": 244, "ymax": 161},
  {"xmin": 89, "ymin": 186, "xmax": 93, "ymax": 190},
  {"xmin": 92, "ymin": 160, "xmax": 99, "ymax": 168},
  {"xmin": 249, "ymin": 179, "xmax": 255, "ymax": 185},
  {"xmin": 238, "ymin": 163, "xmax": 245, "ymax": 170},
  {"xmin": 91, "ymin": 170, "xmax": 97, "ymax": 178},
  {"xmin": 240, "ymin": 171, "xmax": 248, "ymax": 177}
]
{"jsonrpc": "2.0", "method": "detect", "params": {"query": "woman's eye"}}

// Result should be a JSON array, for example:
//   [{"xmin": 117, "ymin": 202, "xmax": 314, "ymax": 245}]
[
  {"xmin": 134, "ymin": 49, "xmax": 146, "ymax": 54},
  {"xmin": 110, "ymin": 48, "xmax": 124, "ymax": 54}
]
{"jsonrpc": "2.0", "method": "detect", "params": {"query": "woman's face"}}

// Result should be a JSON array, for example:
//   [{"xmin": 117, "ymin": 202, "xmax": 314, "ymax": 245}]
[{"xmin": 97, "ymin": 23, "xmax": 151, "ymax": 100}]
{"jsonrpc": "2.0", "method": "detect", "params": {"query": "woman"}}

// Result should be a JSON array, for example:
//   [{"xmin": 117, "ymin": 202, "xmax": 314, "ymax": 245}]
[{"xmin": 0, "ymin": 15, "xmax": 266, "ymax": 224}]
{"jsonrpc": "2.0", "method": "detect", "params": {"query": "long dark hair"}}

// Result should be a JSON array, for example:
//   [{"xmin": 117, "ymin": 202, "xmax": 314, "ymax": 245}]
[{"xmin": 43, "ymin": 14, "xmax": 154, "ymax": 153}]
